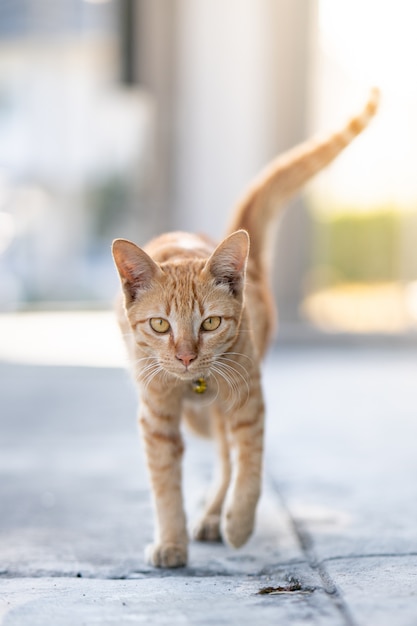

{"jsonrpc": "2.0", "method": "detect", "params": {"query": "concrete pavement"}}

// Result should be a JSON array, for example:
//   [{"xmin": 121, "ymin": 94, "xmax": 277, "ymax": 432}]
[{"xmin": 1, "ymin": 342, "xmax": 417, "ymax": 625}]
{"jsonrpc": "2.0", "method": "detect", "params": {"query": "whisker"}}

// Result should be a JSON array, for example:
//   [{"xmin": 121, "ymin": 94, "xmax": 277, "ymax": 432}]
[
  {"xmin": 136, "ymin": 359, "xmax": 164, "ymax": 391},
  {"xmin": 218, "ymin": 355, "xmax": 251, "ymax": 378},
  {"xmin": 132, "ymin": 356, "xmax": 157, "ymax": 366},
  {"xmin": 217, "ymin": 355, "xmax": 251, "ymax": 381},
  {"xmin": 136, "ymin": 366, "xmax": 157, "ymax": 384},
  {"xmin": 140, "ymin": 369, "xmax": 163, "ymax": 392},
  {"xmin": 221, "ymin": 351, "xmax": 254, "ymax": 364},
  {"xmin": 210, "ymin": 365, "xmax": 235, "ymax": 407},
  {"xmin": 211, "ymin": 363, "xmax": 243, "ymax": 410},
  {"xmin": 212, "ymin": 359, "xmax": 250, "ymax": 408},
  {"xmin": 136, "ymin": 362, "xmax": 161, "ymax": 379}
]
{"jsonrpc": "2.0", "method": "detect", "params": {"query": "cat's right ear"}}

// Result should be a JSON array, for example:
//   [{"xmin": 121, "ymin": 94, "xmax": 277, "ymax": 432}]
[{"xmin": 112, "ymin": 239, "xmax": 161, "ymax": 302}]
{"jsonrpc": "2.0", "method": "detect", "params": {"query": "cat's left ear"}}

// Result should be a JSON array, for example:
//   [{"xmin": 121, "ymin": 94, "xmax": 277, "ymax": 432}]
[{"xmin": 203, "ymin": 230, "xmax": 249, "ymax": 296}]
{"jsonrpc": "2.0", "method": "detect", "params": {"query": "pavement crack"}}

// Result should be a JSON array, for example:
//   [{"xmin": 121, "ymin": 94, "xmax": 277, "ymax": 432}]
[
  {"xmin": 268, "ymin": 475, "xmax": 358, "ymax": 626},
  {"xmin": 322, "ymin": 552, "xmax": 417, "ymax": 563}
]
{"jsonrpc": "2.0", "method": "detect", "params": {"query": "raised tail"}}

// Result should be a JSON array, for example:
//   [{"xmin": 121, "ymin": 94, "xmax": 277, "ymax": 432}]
[{"xmin": 226, "ymin": 88, "xmax": 380, "ymax": 265}]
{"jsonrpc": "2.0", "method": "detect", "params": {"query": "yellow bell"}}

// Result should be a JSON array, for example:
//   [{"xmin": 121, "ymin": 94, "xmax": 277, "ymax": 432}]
[{"xmin": 192, "ymin": 377, "xmax": 207, "ymax": 394}]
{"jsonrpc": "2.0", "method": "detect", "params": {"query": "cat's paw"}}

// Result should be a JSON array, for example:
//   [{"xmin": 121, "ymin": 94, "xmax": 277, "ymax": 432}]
[
  {"xmin": 221, "ymin": 507, "xmax": 255, "ymax": 548},
  {"xmin": 193, "ymin": 514, "xmax": 222, "ymax": 542},
  {"xmin": 145, "ymin": 542, "xmax": 188, "ymax": 568}
]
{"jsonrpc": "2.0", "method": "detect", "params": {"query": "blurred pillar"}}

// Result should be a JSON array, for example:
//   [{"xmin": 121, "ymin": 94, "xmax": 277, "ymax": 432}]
[
  {"xmin": 131, "ymin": 0, "xmax": 317, "ymax": 328},
  {"xmin": 263, "ymin": 0, "xmax": 317, "ymax": 328},
  {"xmin": 130, "ymin": 0, "xmax": 179, "ymax": 237}
]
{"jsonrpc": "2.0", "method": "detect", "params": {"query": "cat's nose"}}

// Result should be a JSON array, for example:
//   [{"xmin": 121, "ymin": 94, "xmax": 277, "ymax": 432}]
[{"xmin": 176, "ymin": 352, "xmax": 197, "ymax": 368}]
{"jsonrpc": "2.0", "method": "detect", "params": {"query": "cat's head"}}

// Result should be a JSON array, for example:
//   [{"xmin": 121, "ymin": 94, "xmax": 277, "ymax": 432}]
[{"xmin": 112, "ymin": 230, "xmax": 249, "ymax": 381}]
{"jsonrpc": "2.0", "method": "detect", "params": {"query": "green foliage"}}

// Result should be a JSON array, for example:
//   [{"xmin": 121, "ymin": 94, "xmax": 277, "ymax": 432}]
[{"xmin": 312, "ymin": 208, "xmax": 402, "ymax": 284}]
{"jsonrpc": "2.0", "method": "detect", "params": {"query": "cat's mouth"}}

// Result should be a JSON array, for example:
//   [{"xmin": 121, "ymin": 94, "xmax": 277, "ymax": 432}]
[
  {"xmin": 169, "ymin": 363, "xmax": 210, "ymax": 382},
  {"xmin": 175, "ymin": 369, "xmax": 207, "ymax": 381}
]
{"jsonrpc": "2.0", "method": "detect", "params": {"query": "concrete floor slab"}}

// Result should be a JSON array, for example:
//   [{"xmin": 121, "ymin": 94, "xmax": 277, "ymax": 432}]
[{"xmin": 2, "ymin": 344, "xmax": 417, "ymax": 624}]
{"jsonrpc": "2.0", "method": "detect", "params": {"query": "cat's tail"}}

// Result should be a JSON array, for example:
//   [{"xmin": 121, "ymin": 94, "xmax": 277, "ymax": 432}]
[{"xmin": 226, "ymin": 88, "xmax": 379, "ymax": 266}]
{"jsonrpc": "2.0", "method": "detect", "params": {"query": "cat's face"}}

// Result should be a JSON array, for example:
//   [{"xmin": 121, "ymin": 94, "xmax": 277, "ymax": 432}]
[{"xmin": 113, "ymin": 231, "xmax": 249, "ymax": 382}]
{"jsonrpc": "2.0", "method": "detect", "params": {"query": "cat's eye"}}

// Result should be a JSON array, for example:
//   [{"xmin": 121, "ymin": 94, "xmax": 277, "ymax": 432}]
[
  {"xmin": 150, "ymin": 318, "xmax": 170, "ymax": 333},
  {"xmin": 201, "ymin": 316, "xmax": 221, "ymax": 331}
]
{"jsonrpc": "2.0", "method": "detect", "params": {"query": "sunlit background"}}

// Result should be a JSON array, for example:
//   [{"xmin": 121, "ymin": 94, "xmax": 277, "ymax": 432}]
[
  {"xmin": 305, "ymin": 0, "xmax": 417, "ymax": 334},
  {"xmin": 1, "ymin": 0, "xmax": 417, "ymax": 365}
]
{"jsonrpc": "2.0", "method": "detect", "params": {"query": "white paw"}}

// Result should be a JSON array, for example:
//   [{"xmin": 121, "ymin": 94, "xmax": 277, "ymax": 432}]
[{"xmin": 145, "ymin": 542, "xmax": 188, "ymax": 568}]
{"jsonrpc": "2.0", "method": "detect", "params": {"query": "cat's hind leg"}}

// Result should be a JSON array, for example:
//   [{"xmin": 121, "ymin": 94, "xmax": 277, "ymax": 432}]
[{"xmin": 193, "ymin": 406, "xmax": 231, "ymax": 542}]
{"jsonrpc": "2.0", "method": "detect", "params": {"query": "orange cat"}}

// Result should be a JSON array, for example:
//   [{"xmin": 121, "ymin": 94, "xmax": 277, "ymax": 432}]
[{"xmin": 112, "ymin": 90, "xmax": 379, "ymax": 568}]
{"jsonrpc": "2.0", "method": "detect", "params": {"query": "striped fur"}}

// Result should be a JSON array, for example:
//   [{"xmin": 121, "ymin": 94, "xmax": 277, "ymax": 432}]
[{"xmin": 112, "ymin": 90, "xmax": 379, "ymax": 568}]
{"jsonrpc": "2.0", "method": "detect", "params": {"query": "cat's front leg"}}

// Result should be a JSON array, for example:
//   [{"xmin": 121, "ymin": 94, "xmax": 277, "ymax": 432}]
[
  {"xmin": 221, "ymin": 384, "xmax": 264, "ymax": 548},
  {"xmin": 139, "ymin": 397, "xmax": 188, "ymax": 568}
]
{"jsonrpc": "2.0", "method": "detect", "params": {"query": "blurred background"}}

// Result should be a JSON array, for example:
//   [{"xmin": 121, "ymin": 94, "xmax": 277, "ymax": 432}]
[{"xmin": 1, "ymin": 0, "xmax": 417, "ymax": 364}]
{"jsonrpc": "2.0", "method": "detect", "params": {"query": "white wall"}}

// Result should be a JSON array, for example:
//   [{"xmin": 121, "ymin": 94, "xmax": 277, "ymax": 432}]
[
  {"xmin": 172, "ymin": 0, "xmax": 313, "ymax": 242},
  {"xmin": 173, "ymin": 0, "xmax": 266, "ymax": 237},
  {"xmin": 169, "ymin": 0, "xmax": 314, "ymax": 323}
]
